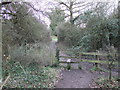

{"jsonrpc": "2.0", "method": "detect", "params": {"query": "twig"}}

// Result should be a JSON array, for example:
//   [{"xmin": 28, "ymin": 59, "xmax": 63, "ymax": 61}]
[
  {"xmin": 15, "ymin": 62, "xmax": 27, "ymax": 78},
  {"xmin": 0, "ymin": 75, "xmax": 10, "ymax": 89}
]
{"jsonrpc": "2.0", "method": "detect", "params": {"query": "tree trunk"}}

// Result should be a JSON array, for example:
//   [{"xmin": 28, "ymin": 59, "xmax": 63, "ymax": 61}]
[
  {"xmin": 118, "ymin": 1, "xmax": 120, "ymax": 84},
  {"xmin": 56, "ymin": 47, "xmax": 60, "ymax": 64},
  {"xmin": 69, "ymin": 2, "xmax": 74, "ymax": 24},
  {"xmin": 24, "ymin": 40, "xmax": 27, "ymax": 56}
]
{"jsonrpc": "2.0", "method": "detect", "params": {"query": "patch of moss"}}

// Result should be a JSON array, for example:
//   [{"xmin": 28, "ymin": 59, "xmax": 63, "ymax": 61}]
[{"xmin": 90, "ymin": 66, "xmax": 108, "ymax": 72}]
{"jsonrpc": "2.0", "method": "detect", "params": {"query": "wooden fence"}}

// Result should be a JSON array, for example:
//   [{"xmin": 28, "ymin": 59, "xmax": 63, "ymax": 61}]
[{"xmin": 55, "ymin": 49, "xmax": 118, "ymax": 68}]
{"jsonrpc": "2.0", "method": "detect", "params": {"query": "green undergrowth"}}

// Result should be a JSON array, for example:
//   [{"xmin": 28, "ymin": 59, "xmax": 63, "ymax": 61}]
[
  {"xmin": 3, "ymin": 61, "xmax": 60, "ymax": 88},
  {"xmin": 90, "ymin": 66, "xmax": 109, "ymax": 72},
  {"xmin": 66, "ymin": 64, "xmax": 71, "ymax": 70},
  {"xmin": 94, "ymin": 76, "xmax": 119, "ymax": 88}
]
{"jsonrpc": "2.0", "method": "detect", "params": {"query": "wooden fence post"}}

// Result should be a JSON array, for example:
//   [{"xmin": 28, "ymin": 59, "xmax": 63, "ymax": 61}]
[
  {"xmin": 78, "ymin": 53, "xmax": 82, "ymax": 69},
  {"xmin": 67, "ymin": 59, "xmax": 71, "ymax": 70},
  {"xmin": 95, "ymin": 55, "xmax": 98, "ymax": 68},
  {"xmin": 56, "ymin": 47, "xmax": 60, "ymax": 64}
]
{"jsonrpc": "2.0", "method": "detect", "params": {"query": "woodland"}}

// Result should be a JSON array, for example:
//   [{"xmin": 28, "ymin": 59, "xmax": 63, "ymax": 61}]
[{"xmin": 0, "ymin": 0, "xmax": 120, "ymax": 89}]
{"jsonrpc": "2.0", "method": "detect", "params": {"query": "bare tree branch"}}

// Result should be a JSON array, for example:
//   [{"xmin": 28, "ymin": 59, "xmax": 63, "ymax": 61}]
[
  {"xmin": 73, "ymin": 13, "xmax": 83, "ymax": 23},
  {"xmin": 59, "ymin": 2, "xmax": 69, "ymax": 8},
  {"xmin": 73, "ymin": 2, "xmax": 85, "ymax": 5},
  {"xmin": 1, "ymin": 12, "xmax": 16, "ymax": 16},
  {"xmin": 23, "ymin": 2, "xmax": 41, "ymax": 12},
  {"xmin": 72, "ymin": 2, "xmax": 93, "ymax": 10},
  {"xmin": 0, "ymin": 2, "xmax": 12, "ymax": 6}
]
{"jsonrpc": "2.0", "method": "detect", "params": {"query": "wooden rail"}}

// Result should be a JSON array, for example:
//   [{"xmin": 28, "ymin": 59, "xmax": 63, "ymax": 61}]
[
  {"xmin": 59, "ymin": 56, "xmax": 79, "ymax": 58},
  {"xmin": 81, "ymin": 52, "xmax": 118, "ymax": 56},
  {"xmin": 59, "ymin": 58, "xmax": 117, "ymax": 64},
  {"xmin": 59, "ymin": 61, "xmax": 79, "ymax": 63},
  {"xmin": 81, "ymin": 59, "xmax": 117, "ymax": 64},
  {"xmin": 57, "ymin": 50, "xmax": 118, "ymax": 69}
]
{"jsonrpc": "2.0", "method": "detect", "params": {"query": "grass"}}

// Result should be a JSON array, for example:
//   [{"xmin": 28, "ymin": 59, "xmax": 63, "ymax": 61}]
[
  {"xmin": 3, "ymin": 61, "xmax": 60, "ymax": 88},
  {"xmin": 51, "ymin": 36, "xmax": 58, "ymax": 42},
  {"xmin": 90, "ymin": 66, "xmax": 109, "ymax": 72}
]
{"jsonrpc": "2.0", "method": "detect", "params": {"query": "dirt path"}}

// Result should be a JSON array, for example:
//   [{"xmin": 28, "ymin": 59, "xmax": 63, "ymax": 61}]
[
  {"xmin": 55, "ymin": 69, "xmax": 118, "ymax": 88},
  {"xmin": 54, "ymin": 52, "xmax": 118, "ymax": 88},
  {"xmin": 55, "ymin": 69, "xmax": 97, "ymax": 88}
]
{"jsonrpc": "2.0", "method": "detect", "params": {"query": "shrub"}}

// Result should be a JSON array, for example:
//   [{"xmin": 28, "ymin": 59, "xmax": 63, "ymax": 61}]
[
  {"xmin": 78, "ymin": 65, "xmax": 82, "ymax": 70},
  {"xmin": 67, "ymin": 63, "xmax": 71, "ymax": 70},
  {"xmin": 8, "ymin": 42, "xmax": 56, "ymax": 67},
  {"xmin": 56, "ymin": 22, "xmax": 84, "ymax": 47},
  {"xmin": 79, "ymin": 34, "xmax": 94, "ymax": 52},
  {"xmin": 106, "ymin": 45, "xmax": 118, "ymax": 81},
  {"xmin": 64, "ymin": 46, "xmax": 82, "ymax": 56}
]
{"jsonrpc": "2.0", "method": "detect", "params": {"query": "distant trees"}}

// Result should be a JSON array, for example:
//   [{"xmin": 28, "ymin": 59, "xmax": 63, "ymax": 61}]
[
  {"xmin": 56, "ymin": 22, "xmax": 84, "ymax": 46},
  {"xmin": 3, "ymin": 2, "xmax": 50, "ymax": 43},
  {"xmin": 59, "ymin": 1, "xmax": 93, "ymax": 24},
  {"xmin": 84, "ymin": 15, "xmax": 118, "ymax": 51},
  {"xmin": 54, "ymin": 1, "xmax": 119, "ymax": 52},
  {"xmin": 1, "ymin": 1, "xmax": 119, "ymax": 60},
  {"xmin": 55, "ymin": 1, "xmax": 93, "ymax": 47},
  {"xmin": 49, "ymin": 7, "xmax": 65, "ymax": 35}
]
